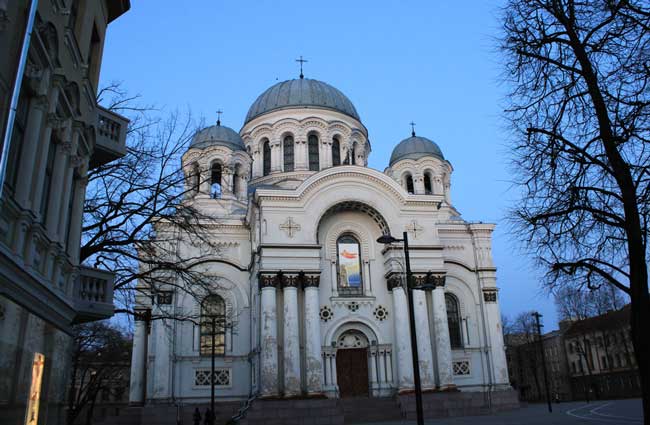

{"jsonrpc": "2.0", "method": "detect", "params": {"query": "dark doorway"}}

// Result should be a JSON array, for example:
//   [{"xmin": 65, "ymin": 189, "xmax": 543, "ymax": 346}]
[{"xmin": 336, "ymin": 348, "xmax": 369, "ymax": 398}]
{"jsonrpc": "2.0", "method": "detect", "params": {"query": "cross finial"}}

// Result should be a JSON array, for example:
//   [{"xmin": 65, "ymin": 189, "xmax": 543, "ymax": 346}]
[
  {"xmin": 410, "ymin": 121, "xmax": 416, "ymax": 137},
  {"xmin": 296, "ymin": 56, "xmax": 308, "ymax": 79},
  {"xmin": 216, "ymin": 109, "xmax": 223, "ymax": 126}
]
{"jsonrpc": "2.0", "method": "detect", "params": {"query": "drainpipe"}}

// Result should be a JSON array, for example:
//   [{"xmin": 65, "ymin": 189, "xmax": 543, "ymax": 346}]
[{"xmin": 0, "ymin": 0, "xmax": 38, "ymax": 198}]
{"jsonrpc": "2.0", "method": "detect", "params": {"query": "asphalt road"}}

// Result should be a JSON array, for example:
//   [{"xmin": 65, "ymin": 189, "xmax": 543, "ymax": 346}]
[{"xmin": 354, "ymin": 399, "xmax": 643, "ymax": 425}]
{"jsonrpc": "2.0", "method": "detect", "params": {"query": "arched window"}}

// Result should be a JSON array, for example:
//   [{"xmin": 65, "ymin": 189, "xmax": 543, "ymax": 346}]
[
  {"xmin": 336, "ymin": 234, "xmax": 363, "ymax": 296},
  {"xmin": 351, "ymin": 142, "xmax": 357, "ymax": 165},
  {"xmin": 332, "ymin": 137, "xmax": 341, "ymax": 166},
  {"xmin": 262, "ymin": 140, "xmax": 271, "ymax": 176},
  {"xmin": 283, "ymin": 135, "xmax": 294, "ymax": 172},
  {"xmin": 424, "ymin": 172, "xmax": 433, "ymax": 195},
  {"xmin": 445, "ymin": 293, "xmax": 463, "ymax": 349},
  {"xmin": 405, "ymin": 173, "xmax": 414, "ymax": 194},
  {"xmin": 210, "ymin": 162, "xmax": 222, "ymax": 199},
  {"xmin": 200, "ymin": 295, "xmax": 226, "ymax": 356},
  {"xmin": 308, "ymin": 134, "xmax": 319, "ymax": 171}
]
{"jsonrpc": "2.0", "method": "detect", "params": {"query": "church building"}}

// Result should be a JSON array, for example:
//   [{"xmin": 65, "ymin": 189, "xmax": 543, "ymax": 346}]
[{"xmin": 128, "ymin": 74, "xmax": 511, "ymax": 406}]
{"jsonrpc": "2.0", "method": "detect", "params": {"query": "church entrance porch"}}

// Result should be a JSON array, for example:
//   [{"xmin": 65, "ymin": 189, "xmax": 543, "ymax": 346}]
[{"xmin": 336, "ymin": 348, "xmax": 369, "ymax": 397}]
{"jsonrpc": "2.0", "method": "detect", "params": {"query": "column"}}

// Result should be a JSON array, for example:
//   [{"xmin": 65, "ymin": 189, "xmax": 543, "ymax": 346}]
[
  {"xmin": 30, "ymin": 84, "xmax": 61, "ymax": 213},
  {"xmin": 151, "ymin": 318, "xmax": 171, "ymax": 400},
  {"xmin": 295, "ymin": 139, "xmax": 308, "ymax": 170},
  {"xmin": 330, "ymin": 352, "xmax": 338, "ymax": 388},
  {"xmin": 413, "ymin": 174, "xmax": 425, "ymax": 195},
  {"xmin": 15, "ymin": 95, "xmax": 48, "ymax": 209},
  {"xmin": 221, "ymin": 167, "xmax": 234, "ymax": 199},
  {"xmin": 45, "ymin": 125, "xmax": 71, "ymax": 241},
  {"xmin": 390, "ymin": 279, "xmax": 414, "ymax": 392},
  {"xmin": 271, "ymin": 141, "xmax": 282, "ymax": 173},
  {"xmin": 322, "ymin": 140, "xmax": 332, "ymax": 169},
  {"xmin": 483, "ymin": 287, "xmax": 510, "ymax": 385},
  {"xmin": 432, "ymin": 282, "xmax": 454, "ymax": 389},
  {"xmin": 57, "ymin": 131, "xmax": 80, "ymax": 241},
  {"xmin": 386, "ymin": 349, "xmax": 394, "ymax": 384},
  {"xmin": 330, "ymin": 260, "xmax": 339, "ymax": 297},
  {"xmin": 369, "ymin": 348, "xmax": 378, "ymax": 393},
  {"xmin": 303, "ymin": 274, "xmax": 323, "ymax": 395},
  {"xmin": 129, "ymin": 316, "xmax": 148, "ymax": 404},
  {"xmin": 413, "ymin": 289, "xmax": 435, "ymax": 390},
  {"xmin": 259, "ymin": 274, "xmax": 279, "ymax": 397},
  {"xmin": 363, "ymin": 260, "xmax": 372, "ymax": 296},
  {"xmin": 252, "ymin": 148, "xmax": 261, "ymax": 178},
  {"xmin": 283, "ymin": 274, "xmax": 301, "ymax": 397},
  {"xmin": 66, "ymin": 173, "xmax": 88, "ymax": 262}
]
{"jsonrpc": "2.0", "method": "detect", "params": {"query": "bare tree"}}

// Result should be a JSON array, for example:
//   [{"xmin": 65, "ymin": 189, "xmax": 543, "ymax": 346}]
[
  {"xmin": 554, "ymin": 285, "xmax": 625, "ymax": 321},
  {"xmin": 503, "ymin": 312, "xmax": 545, "ymax": 401},
  {"xmin": 67, "ymin": 322, "xmax": 131, "ymax": 425},
  {"xmin": 85, "ymin": 84, "xmax": 227, "ymax": 325},
  {"xmin": 501, "ymin": 1, "xmax": 650, "ymax": 419}
]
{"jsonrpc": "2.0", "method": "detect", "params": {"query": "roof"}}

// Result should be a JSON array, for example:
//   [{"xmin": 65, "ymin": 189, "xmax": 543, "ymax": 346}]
[
  {"xmin": 190, "ymin": 124, "xmax": 245, "ymax": 151},
  {"xmin": 245, "ymin": 78, "xmax": 360, "ymax": 123},
  {"xmin": 564, "ymin": 305, "xmax": 631, "ymax": 337},
  {"xmin": 389, "ymin": 135, "xmax": 445, "ymax": 166}
]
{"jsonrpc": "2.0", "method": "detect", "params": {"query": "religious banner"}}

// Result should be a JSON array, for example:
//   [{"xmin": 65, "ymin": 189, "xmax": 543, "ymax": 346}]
[
  {"xmin": 24, "ymin": 352, "xmax": 45, "ymax": 425},
  {"xmin": 338, "ymin": 242, "xmax": 361, "ymax": 288}
]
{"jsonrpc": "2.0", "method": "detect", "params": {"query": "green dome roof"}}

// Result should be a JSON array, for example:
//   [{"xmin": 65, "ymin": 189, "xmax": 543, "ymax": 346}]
[
  {"xmin": 245, "ymin": 78, "xmax": 360, "ymax": 123},
  {"xmin": 389, "ymin": 135, "xmax": 444, "ymax": 166}
]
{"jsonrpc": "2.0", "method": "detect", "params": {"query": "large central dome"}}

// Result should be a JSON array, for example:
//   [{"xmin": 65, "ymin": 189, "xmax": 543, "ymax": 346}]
[{"xmin": 245, "ymin": 78, "xmax": 360, "ymax": 123}]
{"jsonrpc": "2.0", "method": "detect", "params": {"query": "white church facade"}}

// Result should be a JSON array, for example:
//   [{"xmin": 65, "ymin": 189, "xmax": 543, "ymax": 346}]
[{"xmin": 128, "ymin": 76, "xmax": 511, "ymax": 405}]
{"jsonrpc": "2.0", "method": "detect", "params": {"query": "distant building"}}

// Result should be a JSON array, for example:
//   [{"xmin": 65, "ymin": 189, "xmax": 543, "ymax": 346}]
[
  {"xmin": 0, "ymin": 1, "xmax": 129, "ymax": 424},
  {"xmin": 71, "ymin": 359, "xmax": 130, "ymax": 425},
  {"xmin": 505, "ymin": 330, "xmax": 571, "ymax": 402},
  {"xmin": 564, "ymin": 305, "xmax": 641, "ymax": 400},
  {"xmin": 505, "ymin": 305, "xmax": 641, "ymax": 403}
]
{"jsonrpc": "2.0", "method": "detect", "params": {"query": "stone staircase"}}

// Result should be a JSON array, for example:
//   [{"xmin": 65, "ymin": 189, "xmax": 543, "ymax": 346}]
[
  {"xmin": 96, "ymin": 391, "xmax": 518, "ymax": 425},
  {"xmin": 97, "ymin": 402, "xmax": 242, "ymax": 425},
  {"xmin": 340, "ymin": 396, "xmax": 403, "ymax": 424},
  {"xmin": 397, "ymin": 389, "xmax": 519, "ymax": 419},
  {"xmin": 239, "ymin": 398, "xmax": 343, "ymax": 425}
]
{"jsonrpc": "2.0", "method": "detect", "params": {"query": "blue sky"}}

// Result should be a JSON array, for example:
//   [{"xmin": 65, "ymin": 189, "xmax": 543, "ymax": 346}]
[{"xmin": 100, "ymin": 0, "xmax": 558, "ymax": 328}]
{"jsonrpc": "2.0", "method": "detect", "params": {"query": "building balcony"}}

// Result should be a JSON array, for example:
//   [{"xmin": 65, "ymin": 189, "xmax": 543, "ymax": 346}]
[
  {"xmin": 73, "ymin": 266, "xmax": 115, "ymax": 323},
  {"xmin": 92, "ymin": 105, "xmax": 128, "ymax": 169}
]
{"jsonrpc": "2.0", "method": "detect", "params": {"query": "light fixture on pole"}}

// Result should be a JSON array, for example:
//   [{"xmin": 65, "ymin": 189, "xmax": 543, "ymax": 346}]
[{"xmin": 376, "ymin": 231, "xmax": 424, "ymax": 425}]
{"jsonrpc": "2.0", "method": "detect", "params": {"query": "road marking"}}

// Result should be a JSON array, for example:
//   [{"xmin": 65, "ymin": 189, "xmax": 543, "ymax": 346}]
[
  {"xmin": 565, "ymin": 402, "xmax": 642, "ymax": 423},
  {"xmin": 589, "ymin": 402, "xmax": 642, "ymax": 423}
]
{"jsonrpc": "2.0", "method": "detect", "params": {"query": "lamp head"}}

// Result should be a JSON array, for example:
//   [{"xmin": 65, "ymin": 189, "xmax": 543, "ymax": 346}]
[{"xmin": 376, "ymin": 234, "xmax": 401, "ymax": 245}]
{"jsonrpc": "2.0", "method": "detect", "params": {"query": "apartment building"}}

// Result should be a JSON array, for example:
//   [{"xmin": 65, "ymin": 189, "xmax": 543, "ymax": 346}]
[{"xmin": 0, "ymin": 1, "xmax": 129, "ymax": 424}]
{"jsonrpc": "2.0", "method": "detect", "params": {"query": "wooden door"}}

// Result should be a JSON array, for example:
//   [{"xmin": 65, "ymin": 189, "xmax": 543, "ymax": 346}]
[{"xmin": 336, "ymin": 348, "xmax": 369, "ymax": 398}]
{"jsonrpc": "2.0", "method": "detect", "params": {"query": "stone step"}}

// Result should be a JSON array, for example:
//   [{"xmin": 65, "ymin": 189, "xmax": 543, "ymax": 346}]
[
  {"xmin": 340, "ymin": 397, "xmax": 402, "ymax": 424},
  {"xmin": 242, "ymin": 398, "xmax": 344, "ymax": 425}
]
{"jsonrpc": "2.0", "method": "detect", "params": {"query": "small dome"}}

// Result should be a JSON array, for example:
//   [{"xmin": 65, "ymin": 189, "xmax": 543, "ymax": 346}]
[
  {"xmin": 190, "ymin": 124, "xmax": 245, "ymax": 151},
  {"xmin": 245, "ymin": 78, "xmax": 360, "ymax": 123},
  {"xmin": 389, "ymin": 135, "xmax": 444, "ymax": 166}
]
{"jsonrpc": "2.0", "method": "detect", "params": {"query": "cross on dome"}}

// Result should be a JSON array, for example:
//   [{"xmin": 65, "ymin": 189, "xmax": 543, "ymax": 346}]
[
  {"xmin": 410, "ymin": 121, "xmax": 416, "ymax": 137},
  {"xmin": 216, "ymin": 109, "xmax": 223, "ymax": 126},
  {"xmin": 295, "ymin": 56, "xmax": 308, "ymax": 79}
]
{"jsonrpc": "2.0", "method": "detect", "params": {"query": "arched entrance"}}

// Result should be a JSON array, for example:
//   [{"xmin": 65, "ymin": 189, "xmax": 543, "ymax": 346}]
[{"xmin": 336, "ymin": 330, "xmax": 370, "ymax": 397}]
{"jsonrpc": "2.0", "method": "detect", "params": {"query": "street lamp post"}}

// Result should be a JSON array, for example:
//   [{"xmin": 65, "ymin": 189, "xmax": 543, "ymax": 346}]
[
  {"xmin": 532, "ymin": 311, "xmax": 552, "ymax": 413},
  {"xmin": 377, "ymin": 231, "xmax": 425, "ymax": 425}
]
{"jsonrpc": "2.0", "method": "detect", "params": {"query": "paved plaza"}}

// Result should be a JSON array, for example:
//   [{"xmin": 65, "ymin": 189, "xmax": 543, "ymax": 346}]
[{"xmin": 353, "ymin": 398, "xmax": 643, "ymax": 425}]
